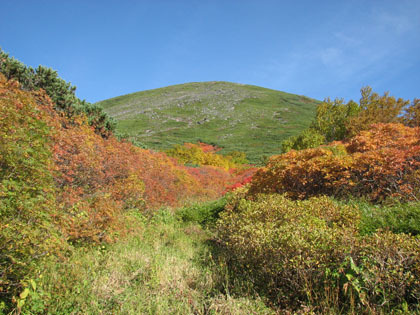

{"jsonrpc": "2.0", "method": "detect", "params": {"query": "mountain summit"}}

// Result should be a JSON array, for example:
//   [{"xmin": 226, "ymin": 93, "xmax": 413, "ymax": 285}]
[{"xmin": 96, "ymin": 81, "xmax": 319, "ymax": 162}]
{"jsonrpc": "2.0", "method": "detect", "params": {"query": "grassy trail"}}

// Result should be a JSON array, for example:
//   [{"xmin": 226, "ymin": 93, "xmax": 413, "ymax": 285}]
[{"xmin": 23, "ymin": 208, "xmax": 272, "ymax": 315}]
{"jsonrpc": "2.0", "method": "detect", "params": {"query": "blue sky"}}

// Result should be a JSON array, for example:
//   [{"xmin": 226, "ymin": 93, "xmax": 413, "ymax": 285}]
[{"xmin": 1, "ymin": 0, "xmax": 419, "ymax": 103}]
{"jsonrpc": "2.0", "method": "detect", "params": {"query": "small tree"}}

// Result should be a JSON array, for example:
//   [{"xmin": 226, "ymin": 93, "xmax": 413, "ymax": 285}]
[
  {"xmin": 402, "ymin": 98, "xmax": 420, "ymax": 127},
  {"xmin": 347, "ymin": 86, "xmax": 409, "ymax": 135},
  {"xmin": 281, "ymin": 87, "xmax": 414, "ymax": 152}
]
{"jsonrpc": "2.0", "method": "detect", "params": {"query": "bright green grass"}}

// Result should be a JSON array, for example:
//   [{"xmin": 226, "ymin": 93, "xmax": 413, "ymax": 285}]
[
  {"xmin": 21, "ymin": 208, "xmax": 273, "ymax": 315},
  {"xmin": 350, "ymin": 199, "xmax": 420, "ymax": 236},
  {"xmin": 96, "ymin": 81, "xmax": 319, "ymax": 163}
]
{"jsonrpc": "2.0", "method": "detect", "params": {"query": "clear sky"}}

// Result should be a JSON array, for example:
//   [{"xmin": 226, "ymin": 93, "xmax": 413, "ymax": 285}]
[{"xmin": 1, "ymin": 0, "xmax": 419, "ymax": 103}]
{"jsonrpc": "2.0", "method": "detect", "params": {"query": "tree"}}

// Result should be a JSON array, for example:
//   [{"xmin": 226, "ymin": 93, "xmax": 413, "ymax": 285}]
[
  {"xmin": 281, "ymin": 129, "xmax": 325, "ymax": 152},
  {"xmin": 311, "ymin": 98, "xmax": 359, "ymax": 142},
  {"xmin": 402, "ymin": 98, "xmax": 420, "ymax": 127},
  {"xmin": 281, "ymin": 86, "xmax": 415, "ymax": 153},
  {"xmin": 347, "ymin": 86, "xmax": 409, "ymax": 135}
]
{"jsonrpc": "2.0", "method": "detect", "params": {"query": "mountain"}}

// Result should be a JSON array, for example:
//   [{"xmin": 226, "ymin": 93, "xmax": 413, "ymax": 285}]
[{"xmin": 96, "ymin": 81, "xmax": 319, "ymax": 163}]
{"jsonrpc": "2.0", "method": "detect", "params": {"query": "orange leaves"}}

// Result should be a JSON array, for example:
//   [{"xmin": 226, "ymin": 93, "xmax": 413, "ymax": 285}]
[
  {"xmin": 347, "ymin": 123, "xmax": 419, "ymax": 153},
  {"xmin": 1, "ymin": 73, "xmax": 251, "ymax": 305},
  {"xmin": 48, "ymin": 102, "xmax": 245, "ymax": 239},
  {"xmin": 1, "ymin": 73, "xmax": 244, "ymax": 249},
  {"xmin": 249, "ymin": 123, "xmax": 420, "ymax": 202},
  {"xmin": 0, "ymin": 75, "xmax": 66, "ymax": 299}
]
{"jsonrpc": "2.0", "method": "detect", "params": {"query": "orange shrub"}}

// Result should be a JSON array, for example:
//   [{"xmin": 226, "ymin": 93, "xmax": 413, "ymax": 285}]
[
  {"xmin": 43, "ymin": 90, "xmax": 246, "ymax": 241},
  {"xmin": 0, "ymin": 76, "xmax": 66, "ymax": 302},
  {"xmin": 249, "ymin": 123, "xmax": 420, "ymax": 202},
  {"xmin": 51, "ymin": 118, "xmax": 209, "ymax": 238},
  {"xmin": 0, "ymin": 73, "xmax": 249, "ymax": 308}
]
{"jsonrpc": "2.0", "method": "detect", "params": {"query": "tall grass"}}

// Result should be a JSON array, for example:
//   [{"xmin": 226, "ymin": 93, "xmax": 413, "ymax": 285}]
[{"xmin": 20, "ymin": 207, "xmax": 272, "ymax": 315}]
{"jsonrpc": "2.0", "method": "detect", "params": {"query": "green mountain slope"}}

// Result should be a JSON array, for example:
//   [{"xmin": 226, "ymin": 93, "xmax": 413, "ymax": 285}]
[{"xmin": 96, "ymin": 81, "xmax": 319, "ymax": 163}]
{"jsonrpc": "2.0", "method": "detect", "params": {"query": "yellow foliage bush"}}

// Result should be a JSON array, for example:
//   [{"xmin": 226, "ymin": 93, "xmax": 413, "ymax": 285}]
[
  {"xmin": 216, "ymin": 192, "xmax": 420, "ymax": 312},
  {"xmin": 166, "ymin": 142, "xmax": 239, "ymax": 169}
]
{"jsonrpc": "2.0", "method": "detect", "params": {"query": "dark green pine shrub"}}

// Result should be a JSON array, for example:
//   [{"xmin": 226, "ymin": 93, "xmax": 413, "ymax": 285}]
[{"xmin": 356, "ymin": 199, "xmax": 420, "ymax": 236}]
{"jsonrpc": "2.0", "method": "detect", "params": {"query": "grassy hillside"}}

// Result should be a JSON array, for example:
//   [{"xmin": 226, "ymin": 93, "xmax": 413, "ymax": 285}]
[{"xmin": 96, "ymin": 81, "xmax": 319, "ymax": 163}]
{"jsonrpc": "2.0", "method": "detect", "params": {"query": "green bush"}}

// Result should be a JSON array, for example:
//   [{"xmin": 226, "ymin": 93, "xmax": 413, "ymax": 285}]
[
  {"xmin": 217, "ymin": 193, "xmax": 359, "ymax": 309},
  {"xmin": 357, "ymin": 231, "xmax": 420, "ymax": 309},
  {"xmin": 176, "ymin": 197, "xmax": 227, "ymax": 226},
  {"xmin": 216, "ymin": 192, "xmax": 420, "ymax": 312},
  {"xmin": 281, "ymin": 128, "xmax": 325, "ymax": 153},
  {"xmin": 356, "ymin": 200, "xmax": 420, "ymax": 236},
  {"xmin": 224, "ymin": 151, "xmax": 249, "ymax": 165}
]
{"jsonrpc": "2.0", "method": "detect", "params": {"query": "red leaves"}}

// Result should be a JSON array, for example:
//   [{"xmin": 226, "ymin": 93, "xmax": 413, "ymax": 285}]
[
  {"xmin": 224, "ymin": 171, "xmax": 256, "ymax": 193},
  {"xmin": 47, "ymin": 101, "xmax": 250, "ymax": 241}
]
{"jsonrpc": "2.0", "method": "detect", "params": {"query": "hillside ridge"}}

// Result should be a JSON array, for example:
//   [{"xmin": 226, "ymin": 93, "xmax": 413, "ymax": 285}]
[{"xmin": 96, "ymin": 81, "xmax": 320, "ymax": 162}]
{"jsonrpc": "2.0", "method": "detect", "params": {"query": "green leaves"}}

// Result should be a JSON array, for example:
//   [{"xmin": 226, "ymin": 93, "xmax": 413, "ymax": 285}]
[
  {"xmin": 281, "ymin": 128, "xmax": 325, "ymax": 153},
  {"xmin": 19, "ymin": 288, "xmax": 29, "ymax": 300}
]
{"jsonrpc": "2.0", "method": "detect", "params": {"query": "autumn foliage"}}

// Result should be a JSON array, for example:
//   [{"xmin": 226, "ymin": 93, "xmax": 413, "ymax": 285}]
[
  {"xmin": 166, "ymin": 142, "xmax": 242, "ymax": 170},
  {"xmin": 0, "ymin": 76, "xmax": 66, "ymax": 301},
  {"xmin": 0, "ymin": 75, "xmax": 246, "ymax": 301},
  {"xmin": 3, "ymin": 53, "xmax": 420, "ymax": 313},
  {"xmin": 249, "ymin": 123, "xmax": 420, "ymax": 202},
  {"xmin": 281, "ymin": 87, "xmax": 419, "ymax": 152},
  {"xmin": 216, "ymin": 113, "xmax": 420, "ymax": 312}
]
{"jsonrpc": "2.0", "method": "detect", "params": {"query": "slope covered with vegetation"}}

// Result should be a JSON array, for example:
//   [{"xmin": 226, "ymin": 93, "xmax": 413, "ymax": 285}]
[
  {"xmin": 1, "ymin": 51, "xmax": 420, "ymax": 314},
  {"xmin": 96, "ymin": 81, "xmax": 319, "ymax": 163},
  {"xmin": 214, "ymin": 94, "xmax": 420, "ymax": 313},
  {"xmin": 0, "ymin": 70, "xmax": 251, "ymax": 312}
]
